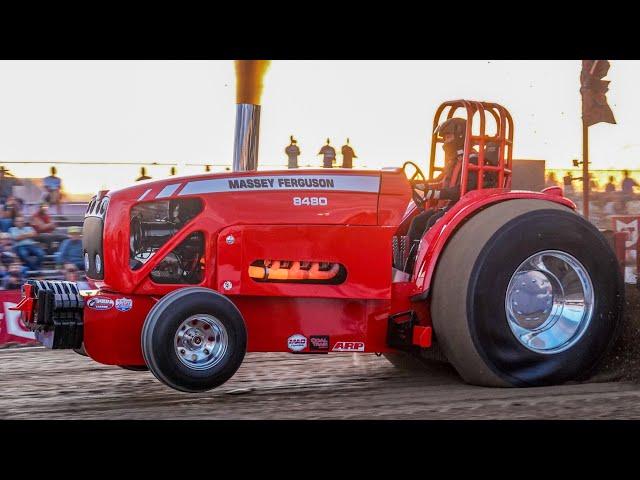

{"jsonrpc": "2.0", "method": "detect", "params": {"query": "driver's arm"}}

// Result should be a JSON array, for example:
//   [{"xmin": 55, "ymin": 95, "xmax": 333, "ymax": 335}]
[
  {"xmin": 422, "ymin": 158, "xmax": 479, "ymax": 201},
  {"xmin": 414, "ymin": 179, "xmax": 444, "ymax": 191},
  {"xmin": 422, "ymin": 185, "xmax": 460, "ymax": 202}
]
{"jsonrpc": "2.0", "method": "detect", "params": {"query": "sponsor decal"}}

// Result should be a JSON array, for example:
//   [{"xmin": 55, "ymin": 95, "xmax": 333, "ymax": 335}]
[
  {"xmin": 229, "ymin": 177, "xmax": 335, "ymax": 190},
  {"xmin": 179, "ymin": 175, "xmax": 381, "ymax": 196},
  {"xmin": 115, "ymin": 297, "xmax": 133, "ymax": 312},
  {"xmin": 287, "ymin": 334, "xmax": 307, "ymax": 352},
  {"xmin": 87, "ymin": 296, "xmax": 115, "ymax": 311},
  {"xmin": 332, "ymin": 341, "xmax": 365, "ymax": 352},
  {"xmin": 309, "ymin": 335, "xmax": 330, "ymax": 350}
]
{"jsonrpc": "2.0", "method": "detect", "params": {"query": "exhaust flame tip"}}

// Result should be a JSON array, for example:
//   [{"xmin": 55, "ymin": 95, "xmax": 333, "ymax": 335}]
[{"xmin": 234, "ymin": 60, "xmax": 271, "ymax": 105}]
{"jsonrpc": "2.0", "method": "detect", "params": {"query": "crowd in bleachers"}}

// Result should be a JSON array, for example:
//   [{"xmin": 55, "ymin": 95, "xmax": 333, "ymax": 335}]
[
  {"xmin": 546, "ymin": 169, "xmax": 640, "ymax": 230},
  {"xmin": 0, "ymin": 196, "xmax": 85, "ymax": 289}
]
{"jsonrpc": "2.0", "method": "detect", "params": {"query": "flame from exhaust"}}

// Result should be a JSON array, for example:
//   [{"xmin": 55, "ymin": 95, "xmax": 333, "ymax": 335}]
[{"xmin": 235, "ymin": 60, "xmax": 271, "ymax": 105}]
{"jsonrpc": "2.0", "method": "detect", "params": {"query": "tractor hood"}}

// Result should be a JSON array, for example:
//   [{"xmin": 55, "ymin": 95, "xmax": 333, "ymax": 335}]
[{"xmin": 85, "ymin": 168, "xmax": 411, "ymax": 294}]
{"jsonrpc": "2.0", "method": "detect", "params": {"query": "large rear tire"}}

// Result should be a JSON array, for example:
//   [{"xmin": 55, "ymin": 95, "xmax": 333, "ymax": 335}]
[
  {"xmin": 141, "ymin": 287, "xmax": 247, "ymax": 393},
  {"xmin": 431, "ymin": 199, "xmax": 624, "ymax": 387}
]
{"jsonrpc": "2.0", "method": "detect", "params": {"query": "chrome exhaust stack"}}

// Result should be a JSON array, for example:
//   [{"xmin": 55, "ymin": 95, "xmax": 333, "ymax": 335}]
[
  {"xmin": 233, "ymin": 104, "xmax": 261, "ymax": 172},
  {"xmin": 232, "ymin": 60, "xmax": 269, "ymax": 172}
]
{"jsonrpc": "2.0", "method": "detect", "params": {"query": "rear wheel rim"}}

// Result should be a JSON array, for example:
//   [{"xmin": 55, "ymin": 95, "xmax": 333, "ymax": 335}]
[
  {"xmin": 174, "ymin": 314, "xmax": 228, "ymax": 370},
  {"xmin": 505, "ymin": 250, "xmax": 594, "ymax": 354}
]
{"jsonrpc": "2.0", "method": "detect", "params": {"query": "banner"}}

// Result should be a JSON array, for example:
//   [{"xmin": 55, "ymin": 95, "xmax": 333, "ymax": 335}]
[
  {"xmin": 580, "ymin": 60, "xmax": 616, "ymax": 127},
  {"xmin": 611, "ymin": 215, "xmax": 640, "ymax": 284},
  {"xmin": 0, "ymin": 290, "xmax": 39, "ymax": 347}
]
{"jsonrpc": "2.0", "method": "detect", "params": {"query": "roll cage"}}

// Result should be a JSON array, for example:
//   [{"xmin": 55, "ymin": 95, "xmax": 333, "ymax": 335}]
[{"xmin": 429, "ymin": 100, "xmax": 514, "ymax": 196}]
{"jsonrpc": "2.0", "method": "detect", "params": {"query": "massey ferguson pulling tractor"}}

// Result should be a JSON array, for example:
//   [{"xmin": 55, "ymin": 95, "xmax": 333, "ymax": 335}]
[{"xmin": 15, "ymin": 100, "xmax": 624, "ymax": 392}]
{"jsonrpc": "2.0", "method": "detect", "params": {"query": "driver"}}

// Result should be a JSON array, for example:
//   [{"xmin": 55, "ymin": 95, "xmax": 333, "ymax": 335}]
[{"xmin": 407, "ymin": 117, "xmax": 471, "ymax": 242}]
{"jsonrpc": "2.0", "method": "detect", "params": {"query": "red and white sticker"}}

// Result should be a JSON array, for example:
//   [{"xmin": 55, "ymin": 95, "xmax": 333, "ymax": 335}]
[
  {"xmin": 86, "ymin": 296, "xmax": 115, "ymax": 311},
  {"xmin": 332, "ymin": 341, "xmax": 365, "ymax": 352},
  {"xmin": 288, "ymin": 334, "xmax": 307, "ymax": 352}
]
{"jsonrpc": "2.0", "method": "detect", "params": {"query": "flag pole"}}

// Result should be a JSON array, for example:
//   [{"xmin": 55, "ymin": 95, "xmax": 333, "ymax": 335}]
[
  {"xmin": 580, "ymin": 59, "xmax": 599, "ymax": 221},
  {"xmin": 582, "ymin": 60, "xmax": 600, "ymax": 220},
  {"xmin": 582, "ymin": 119, "xmax": 589, "ymax": 220}
]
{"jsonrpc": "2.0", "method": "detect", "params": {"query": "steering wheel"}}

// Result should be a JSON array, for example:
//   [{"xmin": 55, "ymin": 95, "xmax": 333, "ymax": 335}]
[{"xmin": 402, "ymin": 161, "xmax": 427, "ymax": 208}]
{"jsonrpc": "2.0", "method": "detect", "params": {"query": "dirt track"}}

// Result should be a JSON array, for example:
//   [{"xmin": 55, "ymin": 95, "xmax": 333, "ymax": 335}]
[
  {"xmin": 3, "ymin": 347, "xmax": 640, "ymax": 420},
  {"xmin": 2, "ymin": 286, "xmax": 638, "ymax": 420}
]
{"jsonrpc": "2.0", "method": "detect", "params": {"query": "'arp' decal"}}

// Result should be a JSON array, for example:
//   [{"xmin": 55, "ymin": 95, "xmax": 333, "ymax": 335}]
[{"xmin": 332, "ymin": 341, "xmax": 364, "ymax": 352}]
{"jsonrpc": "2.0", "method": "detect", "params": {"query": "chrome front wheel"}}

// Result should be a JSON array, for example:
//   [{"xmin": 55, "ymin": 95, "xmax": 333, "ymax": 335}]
[
  {"xmin": 141, "ymin": 287, "xmax": 247, "ymax": 393},
  {"xmin": 174, "ymin": 315, "xmax": 229, "ymax": 370}
]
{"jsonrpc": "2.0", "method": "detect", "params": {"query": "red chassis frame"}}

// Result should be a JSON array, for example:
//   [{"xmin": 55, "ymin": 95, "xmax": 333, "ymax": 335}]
[{"xmin": 19, "ymin": 101, "xmax": 576, "ymax": 367}]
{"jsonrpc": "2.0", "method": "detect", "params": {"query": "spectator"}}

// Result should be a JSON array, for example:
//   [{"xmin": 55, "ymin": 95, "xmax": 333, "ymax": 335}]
[
  {"xmin": 622, "ymin": 170, "xmax": 638, "ymax": 196},
  {"xmin": 43, "ymin": 166, "xmax": 62, "ymax": 214},
  {"xmin": 56, "ymin": 226, "xmax": 84, "ymax": 270},
  {"xmin": 0, "ymin": 196, "xmax": 22, "ymax": 233},
  {"xmin": 30, "ymin": 202, "xmax": 67, "ymax": 253},
  {"xmin": 605, "ymin": 175, "xmax": 617, "ymax": 193},
  {"xmin": 341, "ymin": 138, "xmax": 357, "ymax": 169},
  {"xmin": 318, "ymin": 138, "xmax": 336, "ymax": 168},
  {"xmin": 545, "ymin": 172, "xmax": 560, "ymax": 189},
  {"xmin": 136, "ymin": 167, "xmax": 152, "ymax": 182},
  {"xmin": 0, "ymin": 232, "xmax": 17, "ymax": 267},
  {"xmin": 285, "ymin": 136, "xmax": 301, "ymax": 169},
  {"xmin": 2, "ymin": 261, "xmax": 25, "ymax": 290},
  {"xmin": 563, "ymin": 172, "xmax": 574, "ymax": 195},
  {"xmin": 620, "ymin": 169, "xmax": 639, "ymax": 210},
  {"xmin": 63, "ymin": 263, "xmax": 80, "ymax": 282},
  {"xmin": 588, "ymin": 173, "xmax": 599, "ymax": 192},
  {"xmin": 0, "ymin": 204, "xmax": 11, "ymax": 233},
  {"xmin": 31, "ymin": 202, "xmax": 56, "ymax": 233},
  {"xmin": 9, "ymin": 215, "xmax": 45, "ymax": 271},
  {"xmin": 0, "ymin": 166, "xmax": 22, "ymax": 204}
]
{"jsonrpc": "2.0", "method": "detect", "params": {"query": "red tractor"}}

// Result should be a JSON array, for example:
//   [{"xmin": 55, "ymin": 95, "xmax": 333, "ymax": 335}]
[{"xmin": 14, "ymin": 100, "xmax": 624, "ymax": 392}]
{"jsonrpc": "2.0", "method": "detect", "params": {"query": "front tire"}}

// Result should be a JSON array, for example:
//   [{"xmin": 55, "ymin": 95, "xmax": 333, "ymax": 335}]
[
  {"xmin": 141, "ymin": 287, "xmax": 247, "ymax": 393},
  {"xmin": 73, "ymin": 343, "xmax": 88, "ymax": 357},
  {"xmin": 431, "ymin": 199, "xmax": 624, "ymax": 387}
]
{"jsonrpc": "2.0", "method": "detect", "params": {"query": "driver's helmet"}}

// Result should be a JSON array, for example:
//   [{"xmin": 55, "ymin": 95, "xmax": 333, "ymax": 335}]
[
  {"xmin": 435, "ymin": 117, "xmax": 467, "ymax": 162},
  {"xmin": 434, "ymin": 117, "xmax": 467, "ymax": 158},
  {"xmin": 434, "ymin": 117, "xmax": 467, "ymax": 145}
]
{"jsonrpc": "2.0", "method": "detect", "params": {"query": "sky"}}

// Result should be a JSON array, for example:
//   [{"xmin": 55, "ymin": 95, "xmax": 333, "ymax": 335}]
[{"xmin": 0, "ymin": 60, "xmax": 637, "ymax": 197}]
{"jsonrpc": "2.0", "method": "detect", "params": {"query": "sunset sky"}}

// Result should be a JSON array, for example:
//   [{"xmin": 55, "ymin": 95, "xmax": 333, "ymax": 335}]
[{"xmin": 0, "ymin": 60, "xmax": 636, "ymax": 196}]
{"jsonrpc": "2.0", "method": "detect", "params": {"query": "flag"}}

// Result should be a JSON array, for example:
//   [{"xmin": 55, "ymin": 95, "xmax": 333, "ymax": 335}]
[{"xmin": 581, "ymin": 60, "xmax": 616, "ymax": 127}]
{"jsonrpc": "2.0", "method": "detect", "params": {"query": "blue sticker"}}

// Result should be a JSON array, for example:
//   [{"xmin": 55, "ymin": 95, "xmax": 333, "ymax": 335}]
[{"xmin": 115, "ymin": 298, "xmax": 133, "ymax": 312}]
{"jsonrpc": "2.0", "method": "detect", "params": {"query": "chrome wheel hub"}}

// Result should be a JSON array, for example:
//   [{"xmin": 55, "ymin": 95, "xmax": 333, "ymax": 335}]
[
  {"xmin": 174, "ymin": 315, "xmax": 228, "ymax": 370},
  {"xmin": 505, "ymin": 250, "xmax": 594, "ymax": 354}
]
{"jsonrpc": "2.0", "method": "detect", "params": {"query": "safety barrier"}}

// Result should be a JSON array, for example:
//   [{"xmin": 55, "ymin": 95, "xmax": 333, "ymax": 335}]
[
  {"xmin": 611, "ymin": 215, "xmax": 640, "ymax": 284},
  {"xmin": 0, "ymin": 290, "xmax": 39, "ymax": 348}
]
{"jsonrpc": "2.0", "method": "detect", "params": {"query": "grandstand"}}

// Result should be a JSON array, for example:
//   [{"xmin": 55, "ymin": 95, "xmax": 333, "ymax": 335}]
[{"xmin": 2, "ymin": 201, "xmax": 86, "ymax": 282}]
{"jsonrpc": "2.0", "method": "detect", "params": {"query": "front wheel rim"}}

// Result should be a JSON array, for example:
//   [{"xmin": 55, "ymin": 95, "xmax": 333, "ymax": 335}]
[
  {"xmin": 174, "ymin": 314, "xmax": 229, "ymax": 370},
  {"xmin": 505, "ymin": 250, "xmax": 594, "ymax": 354}
]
